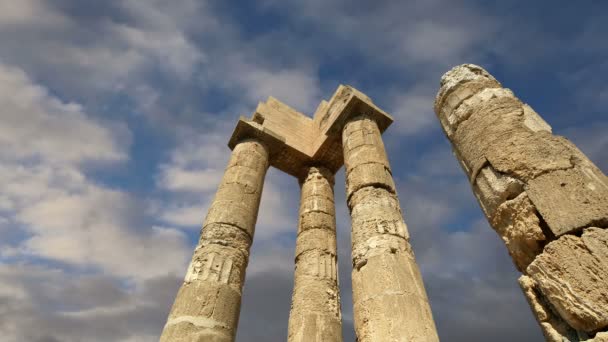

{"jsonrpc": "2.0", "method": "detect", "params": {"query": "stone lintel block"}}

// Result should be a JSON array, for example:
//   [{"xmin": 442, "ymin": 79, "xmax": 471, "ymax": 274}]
[
  {"xmin": 491, "ymin": 193, "xmax": 546, "ymax": 272},
  {"xmin": 526, "ymin": 228, "xmax": 608, "ymax": 332},
  {"xmin": 295, "ymin": 228, "xmax": 337, "ymax": 259},
  {"xmin": 526, "ymin": 167, "xmax": 608, "ymax": 236},
  {"xmin": 228, "ymin": 85, "xmax": 392, "ymax": 179},
  {"xmin": 229, "ymin": 117, "xmax": 309, "ymax": 179},
  {"xmin": 317, "ymin": 85, "xmax": 393, "ymax": 139}
]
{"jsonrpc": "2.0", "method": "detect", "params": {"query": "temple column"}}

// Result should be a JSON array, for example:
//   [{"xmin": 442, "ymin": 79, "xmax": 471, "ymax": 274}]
[
  {"xmin": 342, "ymin": 115, "xmax": 439, "ymax": 342},
  {"xmin": 434, "ymin": 64, "xmax": 608, "ymax": 341},
  {"xmin": 288, "ymin": 166, "xmax": 342, "ymax": 342},
  {"xmin": 160, "ymin": 139, "xmax": 269, "ymax": 342}
]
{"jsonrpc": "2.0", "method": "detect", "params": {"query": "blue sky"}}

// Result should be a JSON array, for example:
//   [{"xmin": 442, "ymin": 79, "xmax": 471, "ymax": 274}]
[{"xmin": 0, "ymin": 1, "xmax": 606, "ymax": 341}]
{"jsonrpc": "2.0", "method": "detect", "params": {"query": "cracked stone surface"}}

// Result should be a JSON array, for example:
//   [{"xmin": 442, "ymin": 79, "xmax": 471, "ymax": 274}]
[
  {"xmin": 343, "ymin": 115, "xmax": 438, "ymax": 342},
  {"xmin": 527, "ymin": 228, "xmax": 608, "ymax": 332},
  {"xmin": 436, "ymin": 64, "xmax": 608, "ymax": 340},
  {"xmin": 288, "ymin": 166, "xmax": 342, "ymax": 342}
]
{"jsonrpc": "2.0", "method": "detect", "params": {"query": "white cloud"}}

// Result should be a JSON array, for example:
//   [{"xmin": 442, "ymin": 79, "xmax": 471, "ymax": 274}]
[
  {"xmin": 0, "ymin": 63, "xmax": 128, "ymax": 164},
  {"xmin": 0, "ymin": 62, "xmax": 189, "ymax": 280}
]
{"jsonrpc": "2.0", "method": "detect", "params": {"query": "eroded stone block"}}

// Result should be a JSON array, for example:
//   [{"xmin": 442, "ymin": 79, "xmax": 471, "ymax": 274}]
[
  {"xmin": 527, "ymin": 228, "xmax": 608, "ymax": 332},
  {"xmin": 491, "ymin": 193, "xmax": 546, "ymax": 271},
  {"xmin": 526, "ymin": 167, "xmax": 608, "ymax": 236},
  {"xmin": 473, "ymin": 165, "xmax": 524, "ymax": 220}
]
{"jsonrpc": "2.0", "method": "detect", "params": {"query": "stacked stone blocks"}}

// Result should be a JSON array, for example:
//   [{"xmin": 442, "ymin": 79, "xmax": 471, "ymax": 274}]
[
  {"xmin": 435, "ymin": 64, "xmax": 608, "ymax": 341},
  {"xmin": 161, "ymin": 84, "xmax": 439, "ymax": 342}
]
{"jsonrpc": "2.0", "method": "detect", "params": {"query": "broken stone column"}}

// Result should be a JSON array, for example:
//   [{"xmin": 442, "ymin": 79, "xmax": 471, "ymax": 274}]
[
  {"xmin": 435, "ymin": 64, "xmax": 608, "ymax": 341},
  {"xmin": 160, "ymin": 139, "xmax": 269, "ymax": 342},
  {"xmin": 288, "ymin": 166, "xmax": 342, "ymax": 342},
  {"xmin": 342, "ymin": 115, "xmax": 439, "ymax": 342}
]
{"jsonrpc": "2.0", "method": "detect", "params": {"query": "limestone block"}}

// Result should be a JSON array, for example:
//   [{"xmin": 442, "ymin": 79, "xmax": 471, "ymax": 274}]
[
  {"xmin": 222, "ymin": 164, "xmax": 264, "ymax": 194},
  {"xmin": 288, "ymin": 312, "xmax": 343, "ymax": 342},
  {"xmin": 447, "ymin": 87, "xmax": 514, "ymax": 136},
  {"xmin": 527, "ymin": 228, "xmax": 608, "ymax": 332},
  {"xmin": 352, "ymin": 251, "xmax": 438, "ymax": 342},
  {"xmin": 295, "ymin": 228, "xmax": 337, "ymax": 259},
  {"xmin": 452, "ymin": 95, "xmax": 524, "ymax": 177},
  {"xmin": 204, "ymin": 200, "xmax": 258, "ymax": 237},
  {"xmin": 295, "ymin": 251, "xmax": 338, "ymax": 281},
  {"xmin": 473, "ymin": 165, "xmax": 524, "ymax": 220},
  {"xmin": 518, "ymin": 275, "xmax": 581, "ymax": 342},
  {"xmin": 526, "ymin": 167, "xmax": 608, "ymax": 236},
  {"xmin": 485, "ymin": 132, "xmax": 575, "ymax": 180},
  {"xmin": 300, "ymin": 196, "xmax": 335, "ymax": 216},
  {"xmin": 344, "ymin": 143, "xmax": 391, "ymax": 171},
  {"xmin": 299, "ymin": 211, "xmax": 335, "ymax": 233},
  {"xmin": 491, "ymin": 193, "xmax": 546, "ymax": 272},
  {"xmin": 185, "ymin": 244, "xmax": 247, "ymax": 288},
  {"xmin": 351, "ymin": 234, "xmax": 410, "ymax": 270},
  {"xmin": 439, "ymin": 79, "xmax": 504, "ymax": 136},
  {"xmin": 301, "ymin": 181, "xmax": 334, "ymax": 202},
  {"xmin": 345, "ymin": 163, "xmax": 396, "ymax": 200},
  {"xmin": 161, "ymin": 281, "xmax": 241, "ymax": 342},
  {"xmin": 522, "ymin": 104, "xmax": 552, "ymax": 133},
  {"xmin": 200, "ymin": 223, "xmax": 252, "ymax": 256},
  {"xmin": 434, "ymin": 64, "xmax": 501, "ymax": 116}
]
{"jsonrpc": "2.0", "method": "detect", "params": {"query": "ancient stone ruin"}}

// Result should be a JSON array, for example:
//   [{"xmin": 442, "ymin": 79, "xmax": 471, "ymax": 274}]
[
  {"xmin": 435, "ymin": 64, "xmax": 608, "ymax": 341},
  {"xmin": 159, "ymin": 65, "xmax": 607, "ymax": 342},
  {"xmin": 159, "ymin": 85, "xmax": 438, "ymax": 341}
]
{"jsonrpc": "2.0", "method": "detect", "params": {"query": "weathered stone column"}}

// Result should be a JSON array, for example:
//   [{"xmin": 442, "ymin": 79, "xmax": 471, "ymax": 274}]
[
  {"xmin": 342, "ymin": 116, "xmax": 439, "ymax": 342},
  {"xmin": 435, "ymin": 64, "xmax": 608, "ymax": 341},
  {"xmin": 288, "ymin": 166, "xmax": 342, "ymax": 342},
  {"xmin": 160, "ymin": 139, "xmax": 269, "ymax": 342}
]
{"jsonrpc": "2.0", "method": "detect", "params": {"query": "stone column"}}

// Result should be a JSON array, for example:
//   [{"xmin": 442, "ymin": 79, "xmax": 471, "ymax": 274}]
[
  {"xmin": 288, "ymin": 166, "xmax": 343, "ymax": 342},
  {"xmin": 160, "ymin": 139, "xmax": 269, "ymax": 342},
  {"xmin": 435, "ymin": 64, "xmax": 608, "ymax": 341},
  {"xmin": 342, "ymin": 116, "xmax": 439, "ymax": 342}
]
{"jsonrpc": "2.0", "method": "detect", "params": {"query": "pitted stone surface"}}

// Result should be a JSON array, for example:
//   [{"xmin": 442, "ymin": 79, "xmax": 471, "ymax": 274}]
[
  {"xmin": 160, "ymin": 140, "xmax": 269, "ymax": 342},
  {"xmin": 526, "ymin": 166, "xmax": 608, "ymax": 236},
  {"xmin": 436, "ymin": 64, "xmax": 608, "ymax": 339},
  {"xmin": 288, "ymin": 166, "xmax": 342, "ymax": 342},
  {"xmin": 343, "ymin": 115, "xmax": 438, "ymax": 342},
  {"xmin": 492, "ymin": 193, "xmax": 546, "ymax": 272},
  {"xmin": 527, "ymin": 228, "xmax": 608, "ymax": 332}
]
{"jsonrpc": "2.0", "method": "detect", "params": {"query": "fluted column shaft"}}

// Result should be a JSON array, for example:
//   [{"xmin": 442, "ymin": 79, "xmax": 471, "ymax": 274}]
[
  {"xmin": 342, "ymin": 116, "xmax": 439, "ymax": 342},
  {"xmin": 288, "ymin": 166, "xmax": 342, "ymax": 342},
  {"xmin": 160, "ymin": 139, "xmax": 269, "ymax": 342},
  {"xmin": 435, "ymin": 64, "xmax": 608, "ymax": 341}
]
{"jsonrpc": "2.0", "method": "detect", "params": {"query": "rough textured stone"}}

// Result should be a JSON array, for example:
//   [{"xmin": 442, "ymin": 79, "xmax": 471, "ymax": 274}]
[
  {"xmin": 288, "ymin": 166, "xmax": 342, "ymax": 342},
  {"xmin": 343, "ymin": 115, "xmax": 438, "ymax": 342},
  {"xmin": 527, "ymin": 228, "xmax": 608, "ymax": 332},
  {"xmin": 435, "ymin": 64, "xmax": 608, "ymax": 339},
  {"xmin": 491, "ymin": 193, "xmax": 546, "ymax": 272},
  {"xmin": 526, "ymin": 166, "xmax": 608, "ymax": 236},
  {"xmin": 160, "ymin": 140, "xmax": 269, "ymax": 342}
]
